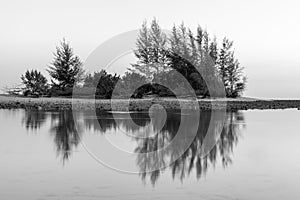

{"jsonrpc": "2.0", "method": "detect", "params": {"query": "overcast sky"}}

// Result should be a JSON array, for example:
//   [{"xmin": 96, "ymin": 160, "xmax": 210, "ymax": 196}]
[{"xmin": 0, "ymin": 0, "xmax": 299, "ymax": 98}]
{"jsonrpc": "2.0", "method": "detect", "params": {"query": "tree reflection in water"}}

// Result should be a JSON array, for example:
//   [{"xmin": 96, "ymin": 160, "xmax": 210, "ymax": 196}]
[
  {"xmin": 130, "ymin": 111, "xmax": 244, "ymax": 185},
  {"xmin": 83, "ymin": 110, "xmax": 151, "ymax": 133},
  {"xmin": 21, "ymin": 109, "xmax": 244, "ymax": 184},
  {"xmin": 22, "ymin": 110, "xmax": 82, "ymax": 163},
  {"xmin": 49, "ymin": 111, "xmax": 82, "ymax": 163},
  {"xmin": 22, "ymin": 110, "xmax": 48, "ymax": 131},
  {"xmin": 83, "ymin": 109, "xmax": 245, "ymax": 185}
]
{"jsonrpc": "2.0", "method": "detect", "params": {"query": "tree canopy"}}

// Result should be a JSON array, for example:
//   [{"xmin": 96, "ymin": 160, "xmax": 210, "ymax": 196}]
[
  {"xmin": 21, "ymin": 69, "xmax": 48, "ymax": 96},
  {"xmin": 47, "ymin": 39, "xmax": 85, "ymax": 90},
  {"xmin": 130, "ymin": 19, "xmax": 246, "ymax": 98}
]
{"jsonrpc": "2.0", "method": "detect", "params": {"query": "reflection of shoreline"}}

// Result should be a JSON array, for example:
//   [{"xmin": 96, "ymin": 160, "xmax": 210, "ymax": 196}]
[
  {"xmin": 22, "ymin": 109, "xmax": 245, "ymax": 184},
  {"xmin": 2, "ymin": 95, "xmax": 300, "ymax": 111}
]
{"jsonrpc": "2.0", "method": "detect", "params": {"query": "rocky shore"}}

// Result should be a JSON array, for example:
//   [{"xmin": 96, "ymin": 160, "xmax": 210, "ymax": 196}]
[{"xmin": 0, "ymin": 95, "xmax": 300, "ymax": 111}]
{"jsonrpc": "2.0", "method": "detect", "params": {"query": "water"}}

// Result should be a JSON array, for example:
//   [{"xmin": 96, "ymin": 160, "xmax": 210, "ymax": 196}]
[{"xmin": 0, "ymin": 109, "xmax": 300, "ymax": 200}]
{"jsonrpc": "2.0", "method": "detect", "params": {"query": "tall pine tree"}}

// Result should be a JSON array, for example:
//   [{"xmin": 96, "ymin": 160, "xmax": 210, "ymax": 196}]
[
  {"xmin": 47, "ymin": 39, "xmax": 85, "ymax": 90},
  {"xmin": 132, "ymin": 18, "xmax": 167, "ymax": 82}
]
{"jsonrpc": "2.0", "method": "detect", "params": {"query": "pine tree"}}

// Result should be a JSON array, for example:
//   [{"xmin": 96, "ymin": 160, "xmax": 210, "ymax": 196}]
[
  {"xmin": 132, "ymin": 20, "xmax": 246, "ymax": 98},
  {"xmin": 209, "ymin": 37, "xmax": 218, "ymax": 64},
  {"xmin": 132, "ymin": 18, "xmax": 167, "ymax": 82},
  {"xmin": 132, "ymin": 20, "xmax": 153, "ymax": 80},
  {"xmin": 188, "ymin": 29, "xmax": 198, "ymax": 62},
  {"xmin": 150, "ymin": 18, "xmax": 167, "ymax": 74},
  {"xmin": 218, "ymin": 38, "xmax": 232, "ymax": 88},
  {"xmin": 47, "ymin": 39, "xmax": 85, "ymax": 90},
  {"xmin": 196, "ymin": 26, "xmax": 204, "ymax": 60},
  {"xmin": 218, "ymin": 38, "xmax": 246, "ymax": 97}
]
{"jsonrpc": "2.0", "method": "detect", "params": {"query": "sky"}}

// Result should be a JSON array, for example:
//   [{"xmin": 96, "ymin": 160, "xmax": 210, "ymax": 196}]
[{"xmin": 0, "ymin": 0, "xmax": 300, "ymax": 98}]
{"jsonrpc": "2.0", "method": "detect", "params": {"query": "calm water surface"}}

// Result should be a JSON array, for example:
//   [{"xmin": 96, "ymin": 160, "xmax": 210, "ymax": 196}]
[{"xmin": 0, "ymin": 109, "xmax": 300, "ymax": 200}]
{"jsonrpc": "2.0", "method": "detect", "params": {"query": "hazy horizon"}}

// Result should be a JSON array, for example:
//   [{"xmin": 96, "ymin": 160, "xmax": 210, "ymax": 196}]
[{"xmin": 1, "ymin": 0, "xmax": 300, "ymax": 98}]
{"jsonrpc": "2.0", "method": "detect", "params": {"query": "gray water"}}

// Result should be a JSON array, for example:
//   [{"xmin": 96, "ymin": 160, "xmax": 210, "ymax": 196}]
[{"xmin": 0, "ymin": 109, "xmax": 300, "ymax": 200}]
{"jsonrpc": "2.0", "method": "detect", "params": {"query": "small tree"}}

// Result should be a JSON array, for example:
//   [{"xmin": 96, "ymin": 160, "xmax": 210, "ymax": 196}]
[
  {"xmin": 21, "ymin": 70, "xmax": 48, "ymax": 96},
  {"xmin": 218, "ymin": 38, "xmax": 246, "ymax": 97},
  {"xmin": 84, "ymin": 70, "xmax": 120, "ymax": 99},
  {"xmin": 47, "ymin": 39, "xmax": 85, "ymax": 90}
]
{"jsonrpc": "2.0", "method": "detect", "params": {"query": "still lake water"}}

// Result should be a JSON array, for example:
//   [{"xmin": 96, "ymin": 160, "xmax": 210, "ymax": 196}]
[{"xmin": 0, "ymin": 109, "xmax": 300, "ymax": 200}]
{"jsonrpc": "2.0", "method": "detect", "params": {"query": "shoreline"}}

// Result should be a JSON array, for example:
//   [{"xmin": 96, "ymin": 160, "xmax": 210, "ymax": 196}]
[{"xmin": 0, "ymin": 95, "xmax": 300, "ymax": 111}]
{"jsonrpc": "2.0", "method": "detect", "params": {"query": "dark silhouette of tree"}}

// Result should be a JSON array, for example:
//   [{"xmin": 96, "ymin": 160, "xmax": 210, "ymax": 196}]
[
  {"xmin": 218, "ymin": 38, "xmax": 246, "ymax": 97},
  {"xmin": 168, "ymin": 23, "xmax": 208, "ymax": 96},
  {"xmin": 132, "ymin": 19, "xmax": 168, "ymax": 82},
  {"xmin": 132, "ymin": 21, "xmax": 153, "ymax": 79},
  {"xmin": 47, "ymin": 39, "xmax": 85, "ymax": 91},
  {"xmin": 131, "ymin": 20, "xmax": 246, "ymax": 98},
  {"xmin": 21, "ymin": 69, "xmax": 48, "ymax": 96},
  {"xmin": 84, "ymin": 70, "xmax": 120, "ymax": 99},
  {"xmin": 209, "ymin": 37, "xmax": 218, "ymax": 63}
]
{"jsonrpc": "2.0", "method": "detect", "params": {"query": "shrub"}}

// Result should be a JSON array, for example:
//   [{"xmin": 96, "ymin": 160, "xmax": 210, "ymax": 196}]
[{"xmin": 21, "ymin": 70, "xmax": 49, "ymax": 96}]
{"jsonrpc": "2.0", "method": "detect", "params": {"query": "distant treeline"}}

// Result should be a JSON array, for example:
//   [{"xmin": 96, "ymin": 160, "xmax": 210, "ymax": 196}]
[{"xmin": 18, "ymin": 19, "xmax": 246, "ymax": 99}]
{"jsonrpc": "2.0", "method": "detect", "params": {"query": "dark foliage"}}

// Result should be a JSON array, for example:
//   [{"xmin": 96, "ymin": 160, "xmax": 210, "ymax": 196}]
[
  {"xmin": 84, "ymin": 70, "xmax": 120, "ymax": 99},
  {"xmin": 48, "ymin": 86, "xmax": 73, "ymax": 97},
  {"xmin": 47, "ymin": 39, "xmax": 85, "ymax": 90},
  {"xmin": 21, "ymin": 69, "xmax": 48, "ymax": 96},
  {"xmin": 131, "ymin": 20, "xmax": 246, "ymax": 98},
  {"xmin": 19, "ymin": 19, "xmax": 246, "ymax": 99}
]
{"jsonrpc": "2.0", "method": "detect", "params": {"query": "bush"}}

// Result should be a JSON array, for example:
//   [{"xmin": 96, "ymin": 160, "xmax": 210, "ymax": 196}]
[
  {"xmin": 48, "ymin": 86, "xmax": 73, "ymax": 97},
  {"xmin": 21, "ymin": 70, "xmax": 49, "ymax": 96},
  {"xmin": 84, "ymin": 70, "xmax": 120, "ymax": 99}
]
